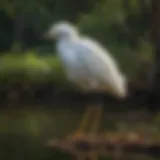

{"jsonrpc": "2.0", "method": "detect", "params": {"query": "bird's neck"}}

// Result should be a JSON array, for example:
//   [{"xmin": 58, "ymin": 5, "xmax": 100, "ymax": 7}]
[{"xmin": 56, "ymin": 35, "xmax": 79, "ymax": 54}]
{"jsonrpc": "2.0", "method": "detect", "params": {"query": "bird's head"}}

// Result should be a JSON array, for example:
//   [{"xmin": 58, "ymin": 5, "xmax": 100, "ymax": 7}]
[{"xmin": 43, "ymin": 21, "xmax": 78, "ymax": 40}]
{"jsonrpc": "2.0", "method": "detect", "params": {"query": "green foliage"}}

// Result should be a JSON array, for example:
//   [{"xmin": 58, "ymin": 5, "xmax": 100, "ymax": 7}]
[
  {"xmin": 78, "ymin": 0, "xmax": 149, "ymax": 49},
  {"xmin": 0, "ymin": 0, "xmax": 98, "ymax": 50},
  {"xmin": 0, "ymin": 51, "xmax": 67, "ymax": 85},
  {"xmin": 1, "ymin": 0, "xmax": 150, "ymax": 51},
  {"xmin": 79, "ymin": 0, "xmax": 126, "ymax": 45}
]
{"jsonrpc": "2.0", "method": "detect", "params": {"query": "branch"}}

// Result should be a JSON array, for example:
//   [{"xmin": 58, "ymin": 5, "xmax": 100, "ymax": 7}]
[{"xmin": 46, "ymin": 132, "xmax": 160, "ymax": 158}]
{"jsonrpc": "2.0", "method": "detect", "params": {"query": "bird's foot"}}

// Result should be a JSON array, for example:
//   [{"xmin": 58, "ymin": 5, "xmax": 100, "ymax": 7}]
[{"xmin": 66, "ymin": 132, "xmax": 87, "ymax": 141}]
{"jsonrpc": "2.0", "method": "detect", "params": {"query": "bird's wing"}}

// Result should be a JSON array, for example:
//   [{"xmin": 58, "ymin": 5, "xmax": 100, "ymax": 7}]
[
  {"xmin": 57, "ymin": 40, "xmax": 94, "ymax": 86},
  {"xmin": 75, "ymin": 37, "xmax": 126, "ymax": 97}
]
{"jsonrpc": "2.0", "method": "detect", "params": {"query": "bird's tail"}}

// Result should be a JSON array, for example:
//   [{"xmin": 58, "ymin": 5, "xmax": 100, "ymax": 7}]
[
  {"xmin": 106, "ymin": 73, "xmax": 127, "ymax": 99},
  {"xmin": 116, "ymin": 74, "xmax": 127, "ymax": 99}
]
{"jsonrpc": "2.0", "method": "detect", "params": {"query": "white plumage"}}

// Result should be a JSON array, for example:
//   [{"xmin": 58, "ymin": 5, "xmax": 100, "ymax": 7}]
[
  {"xmin": 44, "ymin": 21, "xmax": 127, "ymax": 98},
  {"xmin": 44, "ymin": 21, "xmax": 128, "ymax": 141}
]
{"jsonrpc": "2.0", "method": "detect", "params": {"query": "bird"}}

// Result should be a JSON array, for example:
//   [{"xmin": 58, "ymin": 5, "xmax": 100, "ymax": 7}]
[{"xmin": 43, "ymin": 21, "xmax": 127, "ymax": 140}]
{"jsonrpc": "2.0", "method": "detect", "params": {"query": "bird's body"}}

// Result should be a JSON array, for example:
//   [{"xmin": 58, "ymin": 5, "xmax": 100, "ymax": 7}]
[
  {"xmin": 44, "ymin": 21, "xmax": 127, "ymax": 143},
  {"xmin": 57, "ymin": 35, "xmax": 126, "ymax": 98}
]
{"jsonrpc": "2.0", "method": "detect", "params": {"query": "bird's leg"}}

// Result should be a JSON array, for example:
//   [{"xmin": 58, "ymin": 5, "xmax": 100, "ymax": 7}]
[
  {"xmin": 68, "ymin": 106, "xmax": 93, "ymax": 139},
  {"xmin": 88, "ymin": 93, "xmax": 103, "ymax": 137},
  {"xmin": 87, "ymin": 96, "xmax": 103, "ymax": 160},
  {"xmin": 89, "ymin": 106, "xmax": 103, "ymax": 137}
]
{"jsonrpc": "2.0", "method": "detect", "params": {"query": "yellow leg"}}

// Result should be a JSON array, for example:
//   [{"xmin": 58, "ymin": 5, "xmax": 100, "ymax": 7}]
[
  {"xmin": 88, "ymin": 106, "xmax": 103, "ymax": 140},
  {"xmin": 68, "ymin": 106, "xmax": 93, "ymax": 139},
  {"xmin": 88, "ymin": 106, "xmax": 103, "ymax": 160}
]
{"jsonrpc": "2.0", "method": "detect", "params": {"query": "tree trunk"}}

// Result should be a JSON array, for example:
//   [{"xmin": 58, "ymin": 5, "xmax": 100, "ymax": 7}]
[
  {"xmin": 148, "ymin": 0, "xmax": 160, "ymax": 112},
  {"xmin": 151, "ymin": 0, "xmax": 160, "ymax": 89}
]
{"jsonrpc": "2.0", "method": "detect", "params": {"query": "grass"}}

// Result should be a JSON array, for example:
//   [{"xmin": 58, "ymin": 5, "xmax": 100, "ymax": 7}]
[{"xmin": 0, "ymin": 52, "xmax": 66, "ymax": 84}]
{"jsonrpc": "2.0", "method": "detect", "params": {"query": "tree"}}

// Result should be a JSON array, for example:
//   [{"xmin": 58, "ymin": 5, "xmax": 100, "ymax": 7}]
[{"xmin": 147, "ymin": 0, "xmax": 160, "ymax": 112}]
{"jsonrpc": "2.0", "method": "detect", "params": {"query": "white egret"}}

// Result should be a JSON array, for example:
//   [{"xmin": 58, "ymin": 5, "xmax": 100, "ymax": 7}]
[{"xmin": 44, "ymin": 21, "xmax": 127, "ymax": 139}]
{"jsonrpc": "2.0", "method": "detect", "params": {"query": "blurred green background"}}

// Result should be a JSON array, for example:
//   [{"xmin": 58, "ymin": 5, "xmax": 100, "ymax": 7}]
[{"xmin": 0, "ymin": 0, "xmax": 159, "ymax": 159}]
